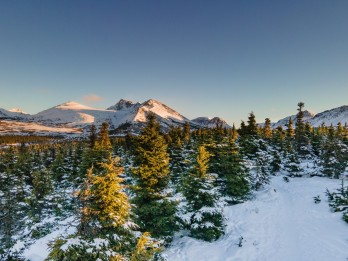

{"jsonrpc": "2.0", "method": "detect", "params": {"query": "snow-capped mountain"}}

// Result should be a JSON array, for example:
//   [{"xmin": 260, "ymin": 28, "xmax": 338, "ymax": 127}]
[
  {"xmin": 33, "ymin": 101, "xmax": 116, "ymax": 127},
  {"xmin": 309, "ymin": 106, "xmax": 348, "ymax": 127},
  {"xmin": 192, "ymin": 117, "xmax": 231, "ymax": 128},
  {"xmin": 272, "ymin": 110, "xmax": 315, "ymax": 128},
  {"xmin": 3, "ymin": 100, "xmax": 348, "ymax": 136},
  {"xmin": 108, "ymin": 98, "xmax": 189, "ymax": 124},
  {"xmin": 0, "ymin": 108, "xmax": 29, "ymax": 120},
  {"xmin": 107, "ymin": 99, "xmax": 140, "ymax": 111},
  {"xmin": 19, "ymin": 99, "xmax": 194, "ymax": 135},
  {"xmin": 271, "ymin": 105, "xmax": 348, "ymax": 128},
  {"xmin": 8, "ymin": 108, "xmax": 28, "ymax": 114}
]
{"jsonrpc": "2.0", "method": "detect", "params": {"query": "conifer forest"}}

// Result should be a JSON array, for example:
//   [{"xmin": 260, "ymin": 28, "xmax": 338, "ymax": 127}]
[{"xmin": 1, "ymin": 103, "xmax": 348, "ymax": 260}]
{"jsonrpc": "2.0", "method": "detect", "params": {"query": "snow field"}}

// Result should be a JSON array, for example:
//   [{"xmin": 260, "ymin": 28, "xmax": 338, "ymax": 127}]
[{"xmin": 166, "ymin": 175, "xmax": 348, "ymax": 261}]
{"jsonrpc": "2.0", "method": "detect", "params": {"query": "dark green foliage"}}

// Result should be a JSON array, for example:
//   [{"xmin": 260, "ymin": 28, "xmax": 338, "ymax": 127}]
[
  {"xmin": 327, "ymin": 180, "xmax": 348, "ymax": 223},
  {"xmin": 181, "ymin": 146, "xmax": 225, "ymax": 241},
  {"xmin": 219, "ymin": 140, "xmax": 250, "ymax": 201},
  {"xmin": 295, "ymin": 102, "xmax": 311, "ymax": 156},
  {"xmin": 252, "ymin": 151, "xmax": 271, "ymax": 189},
  {"xmin": 320, "ymin": 127, "xmax": 348, "ymax": 178},
  {"xmin": 270, "ymin": 150, "xmax": 281, "ymax": 174},
  {"xmin": 89, "ymin": 124, "xmax": 97, "ymax": 149},
  {"xmin": 131, "ymin": 113, "xmax": 177, "ymax": 240}
]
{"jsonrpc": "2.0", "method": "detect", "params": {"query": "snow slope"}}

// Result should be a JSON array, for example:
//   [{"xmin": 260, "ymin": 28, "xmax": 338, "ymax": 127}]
[
  {"xmin": 32, "ymin": 99, "xmax": 192, "ymax": 132},
  {"xmin": 310, "ymin": 106, "xmax": 348, "ymax": 127},
  {"xmin": 272, "ymin": 110, "xmax": 315, "ymax": 128},
  {"xmin": 0, "ymin": 108, "xmax": 29, "ymax": 120},
  {"xmin": 33, "ymin": 101, "xmax": 116, "ymax": 127},
  {"xmin": 0, "ymin": 120, "xmax": 82, "ymax": 136},
  {"xmin": 272, "ymin": 105, "xmax": 348, "ymax": 128},
  {"xmin": 166, "ymin": 176, "xmax": 348, "ymax": 261}
]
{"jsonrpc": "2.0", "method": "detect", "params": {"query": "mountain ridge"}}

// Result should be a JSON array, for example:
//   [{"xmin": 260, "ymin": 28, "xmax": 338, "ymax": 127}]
[
  {"xmin": 0, "ymin": 98, "xmax": 229, "ymax": 136},
  {"xmin": 2, "ymin": 100, "xmax": 348, "ymax": 136}
]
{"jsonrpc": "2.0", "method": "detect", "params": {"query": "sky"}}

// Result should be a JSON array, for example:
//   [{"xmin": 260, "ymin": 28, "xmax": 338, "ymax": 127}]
[{"xmin": 0, "ymin": 0, "xmax": 348, "ymax": 125}]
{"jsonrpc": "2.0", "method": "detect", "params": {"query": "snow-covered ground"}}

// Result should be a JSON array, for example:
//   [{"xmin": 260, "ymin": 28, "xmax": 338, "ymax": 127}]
[{"xmin": 166, "ymin": 175, "xmax": 348, "ymax": 261}]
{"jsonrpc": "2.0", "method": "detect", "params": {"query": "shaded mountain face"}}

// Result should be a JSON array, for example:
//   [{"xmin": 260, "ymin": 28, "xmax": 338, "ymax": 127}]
[
  {"xmin": 0, "ymin": 108, "xmax": 30, "ymax": 121},
  {"xmin": 107, "ymin": 99, "xmax": 139, "ymax": 111},
  {"xmin": 192, "ymin": 117, "xmax": 231, "ymax": 129}
]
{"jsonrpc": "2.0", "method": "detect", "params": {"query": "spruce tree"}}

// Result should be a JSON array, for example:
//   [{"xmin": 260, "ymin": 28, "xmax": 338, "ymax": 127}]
[
  {"xmin": 181, "ymin": 145, "xmax": 225, "ymax": 241},
  {"xmin": 220, "ymin": 140, "xmax": 250, "ymax": 202},
  {"xmin": 131, "ymin": 113, "xmax": 177, "ymax": 240},
  {"xmin": 262, "ymin": 118, "xmax": 272, "ymax": 140},
  {"xmin": 286, "ymin": 117, "xmax": 295, "ymax": 138},
  {"xmin": 47, "ymin": 157, "xmax": 161, "ymax": 260},
  {"xmin": 320, "ymin": 125, "xmax": 347, "ymax": 178},
  {"xmin": 295, "ymin": 102, "xmax": 310, "ymax": 156},
  {"xmin": 89, "ymin": 124, "xmax": 97, "ymax": 149},
  {"xmin": 182, "ymin": 122, "xmax": 191, "ymax": 144},
  {"xmin": 247, "ymin": 112, "xmax": 258, "ymax": 137}
]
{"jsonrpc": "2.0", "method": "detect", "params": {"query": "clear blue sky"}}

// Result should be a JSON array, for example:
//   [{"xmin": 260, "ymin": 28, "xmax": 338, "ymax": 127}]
[{"xmin": 1, "ymin": 0, "xmax": 348, "ymax": 125}]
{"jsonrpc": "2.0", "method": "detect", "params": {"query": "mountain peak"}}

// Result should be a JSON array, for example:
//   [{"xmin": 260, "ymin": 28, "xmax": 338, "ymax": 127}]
[
  {"xmin": 9, "ymin": 108, "xmax": 28, "ymax": 114},
  {"xmin": 143, "ymin": 99, "xmax": 161, "ymax": 106},
  {"xmin": 107, "ymin": 99, "xmax": 138, "ymax": 111},
  {"xmin": 192, "ymin": 116, "xmax": 231, "ymax": 128},
  {"xmin": 56, "ymin": 101, "xmax": 93, "ymax": 110}
]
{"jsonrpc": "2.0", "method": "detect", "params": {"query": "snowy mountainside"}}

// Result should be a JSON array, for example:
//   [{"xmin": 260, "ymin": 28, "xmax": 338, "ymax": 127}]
[
  {"xmin": 31, "ymin": 99, "xmax": 195, "ymax": 131},
  {"xmin": 8, "ymin": 108, "xmax": 28, "ymax": 114},
  {"xmin": 271, "ymin": 105, "xmax": 348, "ymax": 128},
  {"xmin": 133, "ymin": 99, "xmax": 188, "ymax": 123},
  {"xmin": 0, "ymin": 99, "xmax": 199, "ymax": 135},
  {"xmin": 271, "ymin": 110, "xmax": 315, "ymax": 128},
  {"xmin": 107, "ymin": 99, "xmax": 140, "ymax": 111},
  {"xmin": 33, "ymin": 99, "xmax": 190, "ymax": 128},
  {"xmin": 192, "ymin": 117, "xmax": 231, "ymax": 128},
  {"xmin": 33, "ymin": 101, "xmax": 117, "ymax": 127},
  {"xmin": 0, "ymin": 108, "xmax": 30, "ymax": 121},
  {"xmin": 0, "ymin": 120, "xmax": 82, "ymax": 136},
  {"xmin": 309, "ymin": 105, "xmax": 348, "ymax": 127}
]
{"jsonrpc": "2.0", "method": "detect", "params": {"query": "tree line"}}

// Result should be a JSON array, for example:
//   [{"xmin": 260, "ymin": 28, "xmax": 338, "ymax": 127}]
[{"xmin": 1, "ymin": 103, "xmax": 348, "ymax": 260}]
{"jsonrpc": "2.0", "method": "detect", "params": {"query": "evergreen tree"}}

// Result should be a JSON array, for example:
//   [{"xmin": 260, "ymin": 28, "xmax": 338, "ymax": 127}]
[
  {"xmin": 47, "ymin": 157, "xmax": 161, "ymax": 260},
  {"xmin": 79, "ymin": 122, "xmax": 113, "ymax": 182},
  {"xmin": 246, "ymin": 112, "xmax": 258, "ymax": 137},
  {"xmin": 284, "ymin": 145, "xmax": 302, "ymax": 177},
  {"xmin": 239, "ymin": 112, "xmax": 260, "ymax": 157},
  {"xmin": 262, "ymin": 118, "xmax": 272, "ymax": 140},
  {"xmin": 320, "ymin": 125, "xmax": 347, "ymax": 178},
  {"xmin": 286, "ymin": 117, "xmax": 295, "ymax": 139},
  {"xmin": 89, "ymin": 124, "xmax": 97, "ymax": 149},
  {"xmin": 182, "ymin": 122, "xmax": 191, "ymax": 144},
  {"xmin": 219, "ymin": 140, "xmax": 250, "ymax": 201},
  {"xmin": 295, "ymin": 102, "xmax": 310, "ymax": 156},
  {"xmin": 251, "ymin": 150, "xmax": 271, "ymax": 189},
  {"xmin": 131, "ymin": 113, "xmax": 177, "ymax": 240},
  {"xmin": 0, "ymin": 168, "xmax": 28, "ymax": 259},
  {"xmin": 181, "ymin": 145, "xmax": 225, "ymax": 241},
  {"xmin": 96, "ymin": 122, "xmax": 112, "ymax": 150},
  {"xmin": 270, "ymin": 150, "xmax": 282, "ymax": 174},
  {"xmin": 230, "ymin": 123, "xmax": 238, "ymax": 141}
]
